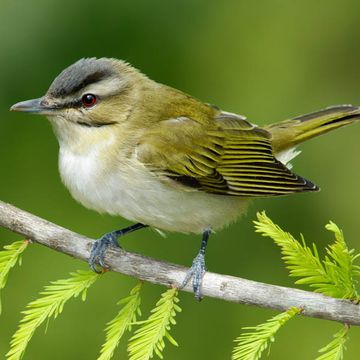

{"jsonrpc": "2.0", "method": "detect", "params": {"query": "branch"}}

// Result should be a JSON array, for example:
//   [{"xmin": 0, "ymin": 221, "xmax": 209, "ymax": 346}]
[{"xmin": 0, "ymin": 200, "xmax": 359, "ymax": 325}]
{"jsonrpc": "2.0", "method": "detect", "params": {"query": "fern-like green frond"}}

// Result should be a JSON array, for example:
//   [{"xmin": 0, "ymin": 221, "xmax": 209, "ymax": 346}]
[
  {"xmin": 6, "ymin": 270, "xmax": 99, "ymax": 360},
  {"xmin": 254, "ymin": 212, "xmax": 360, "ymax": 299},
  {"xmin": 0, "ymin": 240, "xmax": 29, "ymax": 314},
  {"xmin": 232, "ymin": 307, "xmax": 300, "ymax": 360},
  {"xmin": 323, "ymin": 222, "xmax": 360, "ymax": 300},
  {"xmin": 315, "ymin": 325, "xmax": 349, "ymax": 360},
  {"xmin": 254, "ymin": 212, "xmax": 326, "ymax": 286},
  {"xmin": 97, "ymin": 282, "xmax": 142, "ymax": 360},
  {"xmin": 128, "ymin": 287, "xmax": 181, "ymax": 360}
]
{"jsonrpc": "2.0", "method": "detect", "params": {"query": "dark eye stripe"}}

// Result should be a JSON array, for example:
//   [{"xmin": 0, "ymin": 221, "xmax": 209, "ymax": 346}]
[
  {"xmin": 54, "ymin": 100, "xmax": 82, "ymax": 109},
  {"xmin": 56, "ymin": 98, "xmax": 92, "ymax": 109}
]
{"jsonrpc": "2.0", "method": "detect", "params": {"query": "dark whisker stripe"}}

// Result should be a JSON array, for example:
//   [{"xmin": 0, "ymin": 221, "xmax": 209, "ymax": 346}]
[{"xmin": 76, "ymin": 120, "xmax": 117, "ymax": 128}]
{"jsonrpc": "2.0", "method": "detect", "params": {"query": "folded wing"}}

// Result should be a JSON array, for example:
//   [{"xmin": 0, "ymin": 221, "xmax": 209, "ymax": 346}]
[{"xmin": 136, "ymin": 113, "xmax": 318, "ymax": 197}]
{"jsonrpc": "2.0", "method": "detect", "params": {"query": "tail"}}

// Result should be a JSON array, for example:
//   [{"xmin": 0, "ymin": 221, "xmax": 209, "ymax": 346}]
[{"xmin": 266, "ymin": 105, "xmax": 360, "ymax": 154}]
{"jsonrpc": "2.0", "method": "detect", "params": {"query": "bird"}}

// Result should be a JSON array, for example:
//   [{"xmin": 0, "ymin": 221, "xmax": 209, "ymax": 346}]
[{"xmin": 10, "ymin": 57, "xmax": 360, "ymax": 300}]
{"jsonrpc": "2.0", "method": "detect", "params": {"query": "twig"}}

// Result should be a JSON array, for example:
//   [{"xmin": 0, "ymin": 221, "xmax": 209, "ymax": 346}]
[{"xmin": 0, "ymin": 200, "xmax": 359, "ymax": 325}]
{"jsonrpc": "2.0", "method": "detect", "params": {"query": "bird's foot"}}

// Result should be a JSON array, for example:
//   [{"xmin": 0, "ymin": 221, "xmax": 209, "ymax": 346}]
[
  {"xmin": 88, "ymin": 223, "xmax": 148, "ymax": 273},
  {"xmin": 181, "ymin": 251, "xmax": 207, "ymax": 301},
  {"xmin": 88, "ymin": 232, "xmax": 121, "ymax": 273}
]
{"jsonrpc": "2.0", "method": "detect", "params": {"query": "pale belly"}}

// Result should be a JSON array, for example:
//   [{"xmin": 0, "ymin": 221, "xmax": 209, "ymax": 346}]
[{"xmin": 59, "ymin": 148, "xmax": 249, "ymax": 234}]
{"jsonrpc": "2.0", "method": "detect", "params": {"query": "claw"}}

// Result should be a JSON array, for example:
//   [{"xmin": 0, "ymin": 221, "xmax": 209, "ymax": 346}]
[
  {"xmin": 180, "ymin": 228, "xmax": 211, "ymax": 301},
  {"xmin": 88, "ymin": 233, "xmax": 119, "ymax": 271},
  {"xmin": 88, "ymin": 223, "xmax": 147, "ymax": 272},
  {"xmin": 181, "ymin": 252, "xmax": 206, "ymax": 301},
  {"xmin": 98, "ymin": 253, "xmax": 106, "ymax": 268}
]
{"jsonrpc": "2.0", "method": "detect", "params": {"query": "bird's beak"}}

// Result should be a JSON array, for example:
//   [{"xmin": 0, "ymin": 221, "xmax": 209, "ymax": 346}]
[{"xmin": 10, "ymin": 97, "xmax": 55, "ymax": 115}]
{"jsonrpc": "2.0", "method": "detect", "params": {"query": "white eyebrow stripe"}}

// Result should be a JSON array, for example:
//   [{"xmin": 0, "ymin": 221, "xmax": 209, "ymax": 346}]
[
  {"xmin": 81, "ymin": 77, "xmax": 128, "ymax": 98},
  {"xmin": 58, "ymin": 77, "xmax": 128, "ymax": 105}
]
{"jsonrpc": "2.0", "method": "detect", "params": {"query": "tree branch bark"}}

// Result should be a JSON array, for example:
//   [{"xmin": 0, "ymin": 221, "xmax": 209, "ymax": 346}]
[{"xmin": 0, "ymin": 200, "xmax": 359, "ymax": 325}]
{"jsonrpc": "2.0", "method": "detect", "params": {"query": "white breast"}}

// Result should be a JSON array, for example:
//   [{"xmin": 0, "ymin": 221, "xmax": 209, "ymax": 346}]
[{"xmin": 58, "ymin": 141, "xmax": 248, "ymax": 234}]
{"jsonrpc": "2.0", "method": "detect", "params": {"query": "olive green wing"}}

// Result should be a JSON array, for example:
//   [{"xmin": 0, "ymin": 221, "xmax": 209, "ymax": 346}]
[{"xmin": 136, "ymin": 114, "xmax": 318, "ymax": 197}]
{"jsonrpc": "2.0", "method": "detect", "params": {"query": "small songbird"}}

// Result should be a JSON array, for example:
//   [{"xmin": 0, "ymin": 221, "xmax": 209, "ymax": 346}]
[{"xmin": 10, "ymin": 57, "xmax": 360, "ymax": 299}]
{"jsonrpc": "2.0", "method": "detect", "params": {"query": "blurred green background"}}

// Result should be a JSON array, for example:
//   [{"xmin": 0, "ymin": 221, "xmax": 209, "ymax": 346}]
[{"xmin": 1, "ymin": 0, "xmax": 360, "ymax": 359}]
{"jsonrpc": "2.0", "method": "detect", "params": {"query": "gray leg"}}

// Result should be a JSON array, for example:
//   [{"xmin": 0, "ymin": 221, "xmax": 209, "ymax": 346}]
[
  {"xmin": 181, "ymin": 228, "xmax": 211, "ymax": 301},
  {"xmin": 89, "ymin": 223, "xmax": 147, "ymax": 272}
]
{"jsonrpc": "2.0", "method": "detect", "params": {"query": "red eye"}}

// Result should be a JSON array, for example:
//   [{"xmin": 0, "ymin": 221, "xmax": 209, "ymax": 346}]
[{"xmin": 81, "ymin": 94, "xmax": 97, "ymax": 107}]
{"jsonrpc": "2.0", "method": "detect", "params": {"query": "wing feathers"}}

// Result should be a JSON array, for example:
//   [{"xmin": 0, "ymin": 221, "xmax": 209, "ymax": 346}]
[{"xmin": 137, "ymin": 113, "xmax": 319, "ymax": 197}]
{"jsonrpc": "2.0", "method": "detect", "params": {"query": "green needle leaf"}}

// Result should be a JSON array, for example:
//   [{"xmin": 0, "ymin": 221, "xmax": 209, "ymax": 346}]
[
  {"xmin": 323, "ymin": 222, "xmax": 360, "ymax": 299},
  {"xmin": 6, "ymin": 270, "xmax": 99, "ymax": 360},
  {"xmin": 315, "ymin": 325, "xmax": 349, "ymax": 360},
  {"xmin": 128, "ymin": 287, "xmax": 181, "ymax": 360},
  {"xmin": 232, "ymin": 307, "xmax": 301, "ymax": 360},
  {"xmin": 0, "ymin": 240, "xmax": 29, "ymax": 314},
  {"xmin": 97, "ymin": 282, "xmax": 142, "ymax": 360},
  {"xmin": 254, "ymin": 212, "xmax": 360, "ymax": 300}
]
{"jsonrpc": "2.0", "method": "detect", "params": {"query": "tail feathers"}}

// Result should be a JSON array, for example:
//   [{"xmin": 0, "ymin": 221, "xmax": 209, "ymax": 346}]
[{"xmin": 267, "ymin": 105, "xmax": 360, "ymax": 153}]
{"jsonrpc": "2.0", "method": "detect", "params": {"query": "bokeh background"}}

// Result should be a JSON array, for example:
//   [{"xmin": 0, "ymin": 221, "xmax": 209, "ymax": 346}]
[{"xmin": 1, "ymin": 0, "xmax": 360, "ymax": 359}]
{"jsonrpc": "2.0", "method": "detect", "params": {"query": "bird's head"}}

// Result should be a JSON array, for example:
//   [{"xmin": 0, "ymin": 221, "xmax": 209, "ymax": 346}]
[{"xmin": 11, "ymin": 58, "xmax": 147, "ymax": 147}]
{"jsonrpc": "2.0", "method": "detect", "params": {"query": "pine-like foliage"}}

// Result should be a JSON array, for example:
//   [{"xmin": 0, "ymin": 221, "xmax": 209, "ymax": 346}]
[
  {"xmin": 0, "ymin": 240, "xmax": 29, "ymax": 314},
  {"xmin": 323, "ymin": 222, "xmax": 360, "ymax": 299},
  {"xmin": 97, "ymin": 282, "xmax": 142, "ymax": 360},
  {"xmin": 128, "ymin": 287, "xmax": 181, "ymax": 360},
  {"xmin": 315, "ymin": 326, "xmax": 349, "ymax": 360},
  {"xmin": 6, "ymin": 270, "xmax": 99, "ymax": 360},
  {"xmin": 254, "ymin": 212, "xmax": 360, "ymax": 300},
  {"xmin": 233, "ymin": 214, "xmax": 359, "ymax": 360},
  {"xmin": 232, "ymin": 307, "xmax": 300, "ymax": 360}
]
